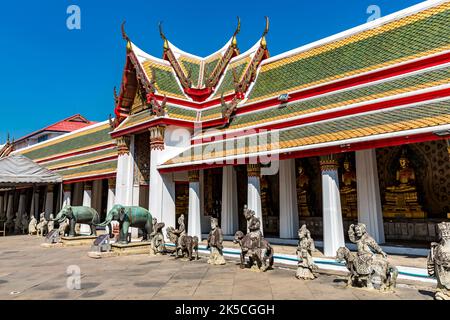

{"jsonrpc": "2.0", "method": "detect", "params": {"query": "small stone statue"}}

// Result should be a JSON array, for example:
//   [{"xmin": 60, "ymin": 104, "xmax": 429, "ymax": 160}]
[
  {"xmin": 295, "ymin": 225, "xmax": 318, "ymax": 280},
  {"xmin": 21, "ymin": 213, "xmax": 29, "ymax": 234},
  {"xmin": 166, "ymin": 215, "xmax": 199, "ymax": 261},
  {"xmin": 428, "ymin": 222, "xmax": 450, "ymax": 300},
  {"xmin": 28, "ymin": 216, "xmax": 37, "ymax": 235},
  {"xmin": 36, "ymin": 212, "xmax": 48, "ymax": 237},
  {"xmin": 336, "ymin": 223, "xmax": 398, "ymax": 291},
  {"xmin": 149, "ymin": 218, "xmax": 166, "ymax": 255},
  {"xmin": 207, "ymin": 217, "xmax": 226, "ymax": 265},
  {"xmin": 58, "ymin": 218, "xmax": 70, "ymax": 237},
  {"xmin": 233, "ymin": 205, "xmax": 274, "ymax": 271},
  {"xmin": 47, "ymin": 214, "xmax": 55, "ymax": 233}
]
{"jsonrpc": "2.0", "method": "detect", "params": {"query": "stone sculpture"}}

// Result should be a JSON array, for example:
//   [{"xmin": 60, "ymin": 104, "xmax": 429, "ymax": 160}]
[
  {"xmin": 58, "ymin": 218, "xmax": 70, "ymax": 237},
  {"xmin": 47, "ymin": 214, "xmax": 55, "ymax": 233},
  {"xmin": 336, "ymin": 223, "xmax": 398, "ymax": 291},
  {"xmin": 427, "ymin": 222, "xmax": 450, "ymax": 300},
  {"xmin": 52, "ymin": 206, "xmax": 100, "ymax": 237},
  {"xmin": 96, "ymin": 205, "xmax": 152, "ymax": 244},
  {"xmin": 233, "ymin": 205, "xmax": 274, "ymax": 271},
  {"xmin": 21, "ymin": 213, "xmax": 29, "ymax": 234},
  {"xmin": 166, "ymin": 214, "xmax": 199, "ymax": 260},
  {"xmin": 36, "ymin": 213, "xmax": 48, "ymax": 237},
  {"xmin": 28, "ymin": 216, "xmax": 37, "ymax": 235},
  {"xmin": 295, "ymin": 225, "xmax": 318, "ymax": 280},
  {"xmin": 207, "ymin": 217, "xmax": 226, "ymax": 265},
  {"xmin": 149, "ymin": 218, "xmax": 166, "ymax": 255}
]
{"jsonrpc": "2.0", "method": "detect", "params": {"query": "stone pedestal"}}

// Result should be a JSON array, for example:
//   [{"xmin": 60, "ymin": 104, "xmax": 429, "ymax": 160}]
[
  {"xmin": 320, "ymin": 156, "xmax": 345, "ymax": 257},
  {"xmin": 221, "ymin": 166, "xmax": 238, "ymax": 235},
  {"xmin": 356, "ymin": 149, "xmax": 385, "ymax": 243},
  {"xmin": 61, "ymin": 236, "xmax": 97, "ymax": 247},
  {"xmin": 279, "ymin": 159, "xmax": 299, "ymax": 238}
]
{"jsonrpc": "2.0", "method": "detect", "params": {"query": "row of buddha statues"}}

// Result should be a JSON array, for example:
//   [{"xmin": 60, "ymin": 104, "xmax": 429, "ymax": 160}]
[{"xmin": 297, "ymin": 149, "xmax": 426, "ymax": 219}]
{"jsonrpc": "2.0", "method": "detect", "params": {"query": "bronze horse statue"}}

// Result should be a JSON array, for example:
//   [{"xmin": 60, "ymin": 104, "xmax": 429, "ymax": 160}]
[
  {"xmin": 166, "ymin": 226, "xmax": 199, "ymax": 261},
  {"xmin": 233, "ymin": 230, "xmax": 274, "ymax": 271}
]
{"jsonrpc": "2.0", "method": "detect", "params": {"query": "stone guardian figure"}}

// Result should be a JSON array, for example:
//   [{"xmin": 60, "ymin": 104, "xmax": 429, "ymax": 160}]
[
  {"xmin": 428, "ymin": 222, "xmax": 450, "ymax": 300},
  {"xmin": 296, "ymin": 225, "xmax": 318, "ymax": 280},
  {"xmin": 149, "ymin": 218, "xmax": 166, "ymax": 255},
  {"xmin": 207, "ymin": 217, "xmax": 226, "ymax": 265}
]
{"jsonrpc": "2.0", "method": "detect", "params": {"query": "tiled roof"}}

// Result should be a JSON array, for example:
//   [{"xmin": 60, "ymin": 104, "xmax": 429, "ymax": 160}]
[
  {"xmin": 55, "ymin": 159, "xmax": 117, "ymax": 181},
  {"xmin": 247, "ymin": 2, "xmax": 450, "ymax": 102},
  {"xmin": 162, "ymin": 99, "xmax": 450, "ymax": 167},
  {"xmin": 141, "ymin": 60, "xmax": 188, "ymax": 99},
  {"xmin": 212, "ymin": 56, "xmax": 251, "ymax": 98}
]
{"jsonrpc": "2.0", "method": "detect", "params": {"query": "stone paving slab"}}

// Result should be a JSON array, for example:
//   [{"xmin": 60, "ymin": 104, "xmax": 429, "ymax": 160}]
[{"xmin": 0, "ymin": 235, "xmax": 436, "ymax": 300}]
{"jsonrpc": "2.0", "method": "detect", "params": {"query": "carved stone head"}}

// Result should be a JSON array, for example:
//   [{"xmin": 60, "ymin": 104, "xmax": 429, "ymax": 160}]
[
  {"xmin": 438, "ymin": 222, "xmax": 450, "ymax": 241},
  {"xmin": 354, "ymin": 223, "xmax": 367, "ymax": 237},
  {"xmin": 210, "ymin": 217, "xmax": 219, "ymax": 230}
]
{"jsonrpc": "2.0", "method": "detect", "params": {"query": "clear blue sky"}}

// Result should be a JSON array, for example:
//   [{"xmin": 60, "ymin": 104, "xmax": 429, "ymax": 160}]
[{"xmin": 0, "ymin": 0, "xmax": 423, "ymax": 142}]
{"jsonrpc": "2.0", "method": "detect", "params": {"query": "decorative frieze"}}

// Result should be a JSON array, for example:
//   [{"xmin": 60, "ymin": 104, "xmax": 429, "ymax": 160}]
[
  {"xmin": 149, "ymin": 126, "xmax": 166, "ymax": 151},
  {"xmin": 116, "ymin": 136, "xmax": 131, "ymax": 156}
]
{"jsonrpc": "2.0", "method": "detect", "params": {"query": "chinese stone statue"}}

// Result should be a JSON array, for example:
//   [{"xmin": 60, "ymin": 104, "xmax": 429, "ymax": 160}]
[
  {"xmin": 297, "ymin": 165, "xmax": 311, "ymax": 217},
  {"xmin": 36, "ymin": 212, "xmax": 48, "ymax": 237},
  {"xmin": 296, "ymin": 225, "xmax": 318, "ymax": 280},
  {"xmin": 207, "ymin": 217, "xmax": 226, "ymax": 265},
  {"xmin": 28, "ymin": 216, "xmax": 37, "ymax": 235},
  {"xmin": 340, "ymin": 157, "xmax": 357, "ymax": 218},
  {"xmin": 47, "ymin": 214, "xmax": 55, "ymax": 233},
  {"xmin": 427, "ymin": 222, "xmax": 450, "ymax": 300},
  {"xmin": 336, "ymin": 223, "xmax": 398, "ymax": 291},
  {"xmin": 166, "ymin": 214, "xmax": 199, "ymax": 260},
  {"xmin": 58, "ymin": 218, "xmax": 70, "ymax": 237},
  {"xmin": 383, "ymin": 150, "xmax": 426, "ymax": 218},
  {"xmin": 233, "ymin": 205, "xmax": 274, "ymax": 271},
  {"xmin": 149, "ymin": 218, "xmax": 166, "ymax": 255}
]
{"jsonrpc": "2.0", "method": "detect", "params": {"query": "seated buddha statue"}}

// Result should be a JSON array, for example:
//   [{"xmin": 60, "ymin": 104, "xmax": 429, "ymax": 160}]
[
  {"xmin": 297, "ymin": 165, "xmax": 311, "ymax": 217},
  {"xmin": 383, "ymin": 150, "xmax": 426, "ymax": 219},
  {"xmin": 340, "ymin": 158, "xmax": 357, "ymax": 218}
]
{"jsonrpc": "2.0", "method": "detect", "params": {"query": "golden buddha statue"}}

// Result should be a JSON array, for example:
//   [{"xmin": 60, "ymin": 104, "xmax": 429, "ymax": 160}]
[
  {"xmin": 340, "ymin": 158, "xmax": 357, "ymax": 218},
  {"xmin": 383, "ymin": 150, "xmax": 426, "ymax": 219},
  {"xmin": 297, "ymin": 165, "xmax": 311, "ymax": 217}
]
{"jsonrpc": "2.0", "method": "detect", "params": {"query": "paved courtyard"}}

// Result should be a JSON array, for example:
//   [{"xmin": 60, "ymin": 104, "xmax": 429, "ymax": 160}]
[{"xmin": 0, "ymin": 235, "xmax": 436, "ymax": 300}]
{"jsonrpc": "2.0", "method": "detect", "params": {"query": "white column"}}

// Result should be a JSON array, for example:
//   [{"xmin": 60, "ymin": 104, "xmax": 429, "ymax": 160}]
[
  {"xmin": 188, "ymin": 171, "xmax": 201, "ymax": 240},
  {"xmin": 107, "ymin": 178, "xmax": 116, "ymax": 213},
  {"xmin": 320, "ymin": 156, "xmax": 345, "ymax": 257},
  {"xmin": 44, "ymin": 185, "xmax": 54, "ymax": 219},
  {"xmin": 80, "ymin": 182, "xmax": 93, "ymax": 234},
  {"xmin": 279, "ymin": 159, "xmax": 299, "ymax": 239},
  {"xmin": 247, "ymin": 164, "xmax": 263, "ymax": 234},
  {"xmin": 221, "ymin": 166, "xmax": 238, "ymax": 235},
  {"xmin": 115, "ymin": 136, "xmax": 134, "ymax": 206},
  {"xmin": 62, "ymin": 184, "xmax": 71, "ymax": 207},
  {"xmin": 356, "ymin": 149, "xmax": 385, "ymax": 243},
  {"xmin": 149, "ymin": 138, "xmax": 165, "ymax": 223},
  {"xmin": 0, "ymin": 193, "xmax": 5, "ymax": 221}
]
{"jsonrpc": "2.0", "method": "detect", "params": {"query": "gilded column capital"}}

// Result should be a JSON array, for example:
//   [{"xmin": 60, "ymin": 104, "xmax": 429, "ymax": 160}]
[
  {"xmin": 247, "ymin": 164, "xmax": 261, "ymax": 177},
  {"xmin": 84, "ymin": 181, "xmax": 93, "ymax": 191},
  {"xmin": 63, "ymin": 184, "xmax": 72, "ymax": 192},
  {"xmin": 108, "ymin": 178, "xmax": 117, "ymax": 189},
  {"xmin": 116, "ymin": 136, "xmax": 131, "ymax": 156},
  {"xmin": 188, "ymin": 170, "xmax": 200, "ymax": 183},
  {"xmin": 149, "ymin": 125, "xmax": 166, "ymax": 151},
  {"xmin": 320, "ymin": 155, "xmax": 339, "ymax": 172},
  {"xmin": 47, "ymin": 184, "xmax": 54, "ymax": 192}
]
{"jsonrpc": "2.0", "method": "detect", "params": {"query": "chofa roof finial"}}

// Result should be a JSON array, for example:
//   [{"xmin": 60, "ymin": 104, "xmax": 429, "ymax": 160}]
[
  {"xmin": 260, "ymin": 16, "xmax": 269, "ymax": 49},
  {"xmin": 231, "ymin": 16, "xmax": 241, "ymax": 48},
  {"xmin": 121, "ymin": 21, "xmax": 132, "ymax": 51},
  {"xmin": 159, "ymin": 21, "xmax": 169, "ymax": 50}
]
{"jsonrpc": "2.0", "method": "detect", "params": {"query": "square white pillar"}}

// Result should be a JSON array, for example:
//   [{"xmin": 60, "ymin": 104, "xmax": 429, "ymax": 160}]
[
  {"xmin": 320, "ymin": 156, "xmax": 345, "ymax": 257},
  {"xmin": 188, "ymin": 171, "xmax": 201, "ymax": 240},
  {"xmin": 279, "ymin": 159, "xmax": 299, "ymax": 239},
  {"xmin": 247, "ymin": 164, "xmax": 263, "ymax": 235},
  {"xmin": 221, "ymin": 166, "xmax": 238, "ymax": 235},
  {"xmin": 62, "ymin": 184, "xmax": 71, "ymax": 208},
  {"xmin": 356, "ymin": 149, "xmax": 385, "ymax": 243}
]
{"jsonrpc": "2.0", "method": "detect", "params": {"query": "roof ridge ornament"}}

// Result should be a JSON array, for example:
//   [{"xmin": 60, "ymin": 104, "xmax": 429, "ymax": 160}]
[
  {"xmin": 121, "ymin": 21, "xmax": 132, "ymax": 51},
  {"xmin": 260, "ymin": 16, "xmax": 269, "ymax": 49},
  {"xmin": 231, "ymin": 17, "xmax": 241, "ymax": 48},
  {"xmin": 159, "ymin": 21, "xmax": 169, "ymax": 50}
]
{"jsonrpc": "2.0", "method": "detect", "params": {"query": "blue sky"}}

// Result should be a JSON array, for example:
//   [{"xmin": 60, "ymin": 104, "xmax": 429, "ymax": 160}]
[{"xmin": 0, "ymin": 0, "xmax": 423, "ymax": 142}]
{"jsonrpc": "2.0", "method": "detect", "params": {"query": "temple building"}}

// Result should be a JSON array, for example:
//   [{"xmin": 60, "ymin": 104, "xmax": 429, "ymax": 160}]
[{"xmin": 1, "ymin": 0, "xmax": 449, "ymax": 256}]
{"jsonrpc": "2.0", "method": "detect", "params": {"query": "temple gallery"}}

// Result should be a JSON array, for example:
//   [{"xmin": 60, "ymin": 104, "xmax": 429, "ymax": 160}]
[{"xmin": 0, "ymin": 0, "xmax": 450, "ymax": 300}]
